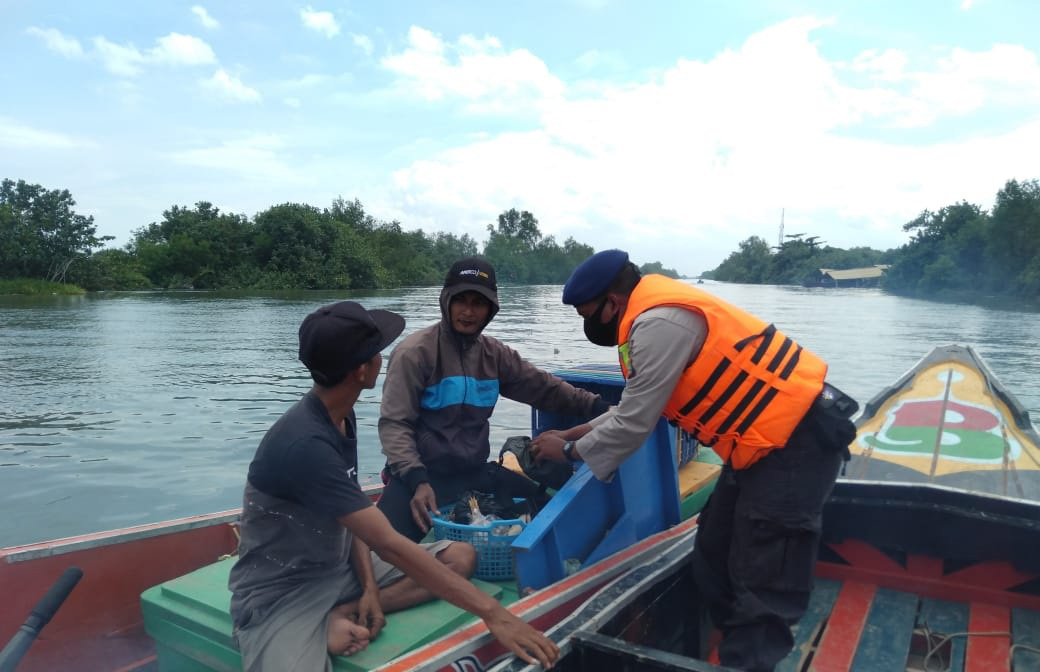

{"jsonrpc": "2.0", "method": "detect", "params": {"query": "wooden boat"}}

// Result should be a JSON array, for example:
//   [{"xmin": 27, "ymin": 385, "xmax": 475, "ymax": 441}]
[
  {"xmin": 849, "ymin": 344, "xmax": 1040, "ymax": 499},
  {"xmin": 0, "ymin": 367, "xmax": 721, "ymax": 672},
  {"xmin": 499, "ymin": 345, "xmax": 1040, "ymax": 672}
]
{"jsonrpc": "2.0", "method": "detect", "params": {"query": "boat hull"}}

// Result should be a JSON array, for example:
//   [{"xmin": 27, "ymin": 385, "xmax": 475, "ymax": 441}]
[{"xmin": 849, "ymin": 344, "xmax": 1040, "ymax": 499}]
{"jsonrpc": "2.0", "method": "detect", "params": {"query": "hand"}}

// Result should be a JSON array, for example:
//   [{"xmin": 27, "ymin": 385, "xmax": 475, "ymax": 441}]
[
  {"xmin": 485, "ymin": 608, "xmax": 560, "ymax": 668},
  {"xmin": 410, "ymin": 482, "xmax": 439, "ymax": 534},
  {"xmin": 529, "ymin": 434, "xmax": 566, "ymax": 464},
  {"xmin": 353, "ymin": 588, "xmax": 387, "ymax": 640}
]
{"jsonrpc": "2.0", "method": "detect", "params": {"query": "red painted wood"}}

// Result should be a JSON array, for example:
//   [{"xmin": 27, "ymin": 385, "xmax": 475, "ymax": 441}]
[
  {"xmin": 815, "ymin": 560, "xmax": 1040, "ymax": 612},
  {"xmin": 0, "ymin": 519, "xmax": 240, "ymax": 672},
  {"xmin": 706, "ymin": 629, "xmax": 722, "ymax": 664},
  {"xmin": 905, "ymin": 554, "xmax": 943, "ymax": 578},
  {"xmin": 825, "ymin": 539, "xmax": 905, "ymax": 573},
  {"xmin": 964, "ymin": 603, "xmax": 1010, "ymax": 672},
  {"xmin": 944, "ymin": 561, "xmax": 1035, "ymax": 592},
  {"xmin": 810, "ymin": 580, "xmax": 876, "ymax": 672}
]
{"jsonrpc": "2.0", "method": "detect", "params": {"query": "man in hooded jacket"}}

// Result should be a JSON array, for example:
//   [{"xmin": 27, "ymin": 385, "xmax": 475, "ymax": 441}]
[{"xmin": 377, "ymin": 257, "xmax": 610, "ymax": 541}]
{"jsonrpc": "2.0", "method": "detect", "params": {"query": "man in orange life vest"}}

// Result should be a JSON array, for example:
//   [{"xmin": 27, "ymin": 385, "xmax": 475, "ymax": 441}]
[{"xmin": 531, "ymin": 249, "xmax": 858, "ymax": 672}]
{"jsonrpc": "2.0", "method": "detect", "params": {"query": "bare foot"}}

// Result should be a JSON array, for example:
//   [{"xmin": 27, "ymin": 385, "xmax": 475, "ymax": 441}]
[{"xmin": 327, "ymin": 611, "xmax": 372, "ymax": 656}]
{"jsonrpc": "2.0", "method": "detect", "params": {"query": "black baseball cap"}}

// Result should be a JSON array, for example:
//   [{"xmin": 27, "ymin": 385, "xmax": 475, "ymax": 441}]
[
  {"xmin": 298, "ymin": 301, "xmax": 405, "ymax": 386},
  {"xmin": 443, "ymin": 257, "xmax": 498, "ymax": 305}
]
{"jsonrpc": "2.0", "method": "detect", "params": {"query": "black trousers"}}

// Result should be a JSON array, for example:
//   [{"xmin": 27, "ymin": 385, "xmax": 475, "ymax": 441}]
[
  {"xmin": 377, "ymin": 462, "xmax": 542, "ymax": 542},
  {"xmin": 690, "ymin": 404, "xmax": 850, "ymax": 671}
]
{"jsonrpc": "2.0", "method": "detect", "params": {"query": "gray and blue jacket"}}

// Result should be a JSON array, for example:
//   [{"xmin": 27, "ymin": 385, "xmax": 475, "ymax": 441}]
[{"xmin": 379, "ymin": 283, "xmax": 606, "ymax": 493}]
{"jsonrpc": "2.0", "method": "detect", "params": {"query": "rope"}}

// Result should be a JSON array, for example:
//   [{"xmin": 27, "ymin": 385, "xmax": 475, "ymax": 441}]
[{"xmin": 919, "ymin": 623, "xmax": 1011, "ymax": 672}]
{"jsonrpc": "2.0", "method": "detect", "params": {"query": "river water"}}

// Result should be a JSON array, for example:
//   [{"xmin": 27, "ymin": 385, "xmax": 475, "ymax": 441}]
[{"xmin": 2, "ymin": 282, "xmax": 1039, "ymax": 547}]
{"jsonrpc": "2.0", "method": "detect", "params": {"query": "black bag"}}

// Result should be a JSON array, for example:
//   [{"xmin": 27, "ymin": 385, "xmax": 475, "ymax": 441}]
[
  {"xmin": 810, "ymin": 383, "xmax": 859, "ymax": 460},
  {"xmin": 449, "ymin": 489, "xmax": 532, "ymax": 524},
  {"xmin": 498, "ymin": 436, "xmax": 574, "ymax": 492}
]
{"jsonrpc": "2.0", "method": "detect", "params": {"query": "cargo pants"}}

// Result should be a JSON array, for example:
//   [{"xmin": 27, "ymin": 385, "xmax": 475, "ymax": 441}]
[{"xmin": 690, "ymin": 393, "xmax": 856, "ymax": 671}]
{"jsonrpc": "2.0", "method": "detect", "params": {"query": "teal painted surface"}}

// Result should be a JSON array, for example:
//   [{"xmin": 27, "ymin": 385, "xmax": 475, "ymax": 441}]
[
  {"xmin": 849, "ymin": 588, "xmax": 919, "ymax": 672},
  {"xmin": 918, "ymin": 598, "xmax": 969, "ymax": 672},
  {"xmin": 776, "ymin": 578, "xmax": 841, "ymax": 672},
  {"xmin": 1012, "ymin": 607, "xmax": 1040, "ymax": 671}
]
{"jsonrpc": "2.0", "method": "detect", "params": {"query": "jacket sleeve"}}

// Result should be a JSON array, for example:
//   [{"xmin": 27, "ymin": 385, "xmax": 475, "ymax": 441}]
[
  {"xmin": 495, "ymin": 341, "xmax": 608, "ymax": 418},
  {"xmin": 378, "ymin": 342, "xmax": 429, "ymax": 493}
]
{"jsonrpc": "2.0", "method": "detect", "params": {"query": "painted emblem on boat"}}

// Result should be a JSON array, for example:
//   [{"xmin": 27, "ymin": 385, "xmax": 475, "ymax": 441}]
[
  {"xmin": 862, "ymin": 370, "xmax": 1022, "ymax": 463},
  {"xmin": 857, "ymin": 364, "xmax": 1038, "ymax": 475}
]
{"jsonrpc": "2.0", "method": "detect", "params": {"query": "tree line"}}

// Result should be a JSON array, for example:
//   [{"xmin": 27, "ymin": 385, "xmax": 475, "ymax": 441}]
[
  {"xmin": 0, "ymin": 179, "xmax": 679, "ymax": 292},
  {"xmin": 703, "ymin": 179, "xmax": 1040, "ymax": 305}
]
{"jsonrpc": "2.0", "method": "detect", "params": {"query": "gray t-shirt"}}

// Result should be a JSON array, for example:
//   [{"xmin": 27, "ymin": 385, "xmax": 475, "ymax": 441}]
[
  {"xmin": 578, "ymin": 306, "xmax": 707, "ymax": 481},
  {"xmin": 228, "ymin": 392, "xmax": 373, "ymax": 628}
]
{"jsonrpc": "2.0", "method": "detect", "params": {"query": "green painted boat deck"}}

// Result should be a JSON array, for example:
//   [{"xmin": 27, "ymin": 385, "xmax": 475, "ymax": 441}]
[
  {"xmin": 141, "ymin": 480, "xmax": 712, "ymax": 671},
  {"xmin": 141, "ymin": 556, "xmax": 519, "ymax": 672}
]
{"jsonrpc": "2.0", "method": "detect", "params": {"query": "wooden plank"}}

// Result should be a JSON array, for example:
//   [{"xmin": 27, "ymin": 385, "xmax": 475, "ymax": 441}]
[
  {"xmin": 776, "ymin": 578, "xmax": 840, "ymax": 672},
  {"xmin": 1012, "ymin": 607, "xmax": 1040, "ymax": 671},
  {"xmin": 810, "ymin": 580, "xmax": 876, "ymax": 672},
  {"xmin": 678, "ymin": 461, "xmax": 720, "ymax": 499},
  {"xmin": 918, "ymin": 598, "xmax": 969, "ymax": 672},
  {"xmin": 849, "ymin": 588, "xmax": 918, "ymax": 672},
  {"xmin": 964, "ymin": 603, "xmax": 1010, "ymax": 672}
]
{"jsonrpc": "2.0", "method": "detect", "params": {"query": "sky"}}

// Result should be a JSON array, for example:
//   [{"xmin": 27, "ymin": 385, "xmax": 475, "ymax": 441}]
[{"xmin": 3, "ymin": 1, "xmax": 1039, "ymax": 276}]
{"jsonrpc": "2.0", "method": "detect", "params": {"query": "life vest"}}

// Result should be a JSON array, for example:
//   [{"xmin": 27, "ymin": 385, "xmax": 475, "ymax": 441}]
[{"xmin": 617, "ymin": 275, "xmax": 827, "ymax": 469}]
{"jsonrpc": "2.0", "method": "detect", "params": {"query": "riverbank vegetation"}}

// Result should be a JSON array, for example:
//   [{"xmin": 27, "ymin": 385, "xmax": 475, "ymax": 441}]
[
  {"xmin": 703, "ymin": 178, "xmax": 1040, "ymax": 306},
  {"xmin": 0, "ymin": 278, "xmax": 86, "ymax": 296},
  {"xmin": 1, "ymin": 178, "xmax": 679, "ymax": 292}
]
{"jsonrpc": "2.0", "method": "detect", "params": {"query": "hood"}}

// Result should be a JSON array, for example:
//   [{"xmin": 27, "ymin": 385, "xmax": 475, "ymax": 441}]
[{"xmin": 439, "ymin": 282, "xmax": 500, "ymax": 336}]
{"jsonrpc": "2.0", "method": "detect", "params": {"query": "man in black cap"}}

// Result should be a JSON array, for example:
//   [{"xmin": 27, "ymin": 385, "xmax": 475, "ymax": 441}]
[
  {"xmin": 377, "ymin": 257, "xmax": 610, "ymax": 541},
  {"xmin": 228, "ymin": 301, "xmax": 558, "ymax": 671},
  {"xmin": 531, "ymin": 250, "xmax": 857, "ymax": 672}
]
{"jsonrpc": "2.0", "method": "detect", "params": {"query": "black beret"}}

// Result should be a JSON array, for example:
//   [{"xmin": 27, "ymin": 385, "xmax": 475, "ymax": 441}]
[{"xmin": 562, "ymin": 249, "xmax": 629, "ymax": 305}]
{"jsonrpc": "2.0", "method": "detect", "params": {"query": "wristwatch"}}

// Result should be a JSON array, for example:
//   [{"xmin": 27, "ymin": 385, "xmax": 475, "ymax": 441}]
[{"xmin": 562, "ymin": 440, "xmax": 580, "ymax": 463}]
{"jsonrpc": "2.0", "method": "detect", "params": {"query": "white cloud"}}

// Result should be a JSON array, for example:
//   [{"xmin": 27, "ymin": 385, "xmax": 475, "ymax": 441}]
[
  {"xmin": 382, "ymin": 26, "xmax": 565, "ymax": 109},
  {"xmin": 167, "ymin": 135, "xmax": 293, "ymax": 181},
  {"xmin": 90, "ymin": 33, "xmax": 216, "ymax": 77},
  {"xmin": 284, "ymin": 97, "xmax": 301, "ymax": 108},
  {"xmin": 300, "ymin": 6, "xmax": 340, "ymax": 38},
  {"xmin": 352, "ymin": 33, "xmax": 374, "ymax": 56},
  {"xmin": 851, "ymin": 48, "xmax": 909, "ymax": 81},
  {"xmin": 26, "ymin": 27, "xmax": 83, "ymax": 58},
  {"xmin": 574, "ymin": 49, "xmax": 626, "ymax": 73},
  {"xmin": 149, "ymin": 33, "xmax": 216, "ymax": 66},
  {"xmin": 849, "ymin": 42, "xmax": 1040, "ymax": 127},
  {"xmin": 283, "ymin": 73, "xmax": 329, "ymax": 88},
  {"xmin": 202, "ymin": 69, "xmax": 261, "ymax": 103},
  {"xmin": 191, "ymin": 5, "xmax": 220, "ymax": 30},
  {"xmin": 384, "ymin": 18, "xmax": 1040, "ymax": 273},
  {"xmin": 92, "ymin": 37, "xmax": 146, "ymax": 76},
  {"xmin": 0, "ymin": 117, "xmax": 97, "ymax": 150}
]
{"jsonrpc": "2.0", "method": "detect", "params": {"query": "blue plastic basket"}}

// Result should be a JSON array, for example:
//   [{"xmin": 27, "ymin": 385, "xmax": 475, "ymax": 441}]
[{"xmin": 432, "ymin": 510, "xmax": 526, "ymax": 580}]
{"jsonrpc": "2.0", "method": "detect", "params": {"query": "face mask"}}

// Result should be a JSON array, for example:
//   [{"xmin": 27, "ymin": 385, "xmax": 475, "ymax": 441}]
[{"xmin": 583, "ymin": 296, "xmax": 620, "ymax": 347}]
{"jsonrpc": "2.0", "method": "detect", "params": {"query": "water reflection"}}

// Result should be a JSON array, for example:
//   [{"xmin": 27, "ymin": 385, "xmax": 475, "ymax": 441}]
[{"xmin": 1, "ymin": 284, "xmax": 1039, "ymax": 547}]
